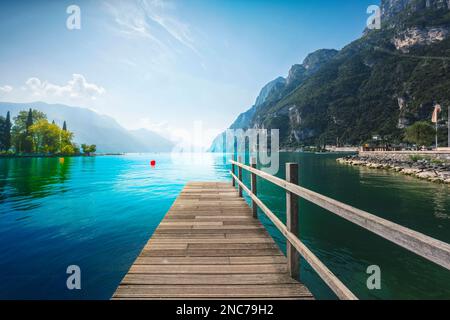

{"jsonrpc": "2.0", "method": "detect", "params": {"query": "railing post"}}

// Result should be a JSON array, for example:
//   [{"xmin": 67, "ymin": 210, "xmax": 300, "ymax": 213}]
[
  {"xmin": 251, "ymin": 157, "xmax": 257, "ymax": 218},
  {"xmin": 286, "ymin": 163, "xmax": 300, "ymax": 280},
  {"xmin": 448, "ymin": 105, "xmax": 450, "ymax": 148},
  {"xmin": 232, "ymin": 161, "xmax": 236, "ymax": 187},
  {"xmin": 238, "ymin": 156, "xmax": 243, "ymax": 197}
]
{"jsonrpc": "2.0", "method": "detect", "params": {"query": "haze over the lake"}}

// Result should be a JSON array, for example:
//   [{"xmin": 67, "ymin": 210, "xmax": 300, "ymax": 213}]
[{"xmin": 0, "ymin": 0, "xmax": 377, "ymax": 146}]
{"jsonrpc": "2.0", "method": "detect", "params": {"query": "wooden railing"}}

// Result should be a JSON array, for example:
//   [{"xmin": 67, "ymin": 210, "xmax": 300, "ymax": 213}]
[{"xmin": 230, "ymin": 157, "xmax": 450, "ymax": 300}]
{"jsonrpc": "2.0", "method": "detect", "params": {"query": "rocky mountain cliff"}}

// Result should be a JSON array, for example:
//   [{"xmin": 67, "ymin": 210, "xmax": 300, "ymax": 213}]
[
  {"xmin": 209, "ymin": 49, "xmax": 338, "ymax": 151},
  {"xmin": 210, "ymin": 0, "xmax": 450, "ymax": 151},
  {"xmin": 381, "ymin": 0, "xmax": 450, "ymax": 20}
]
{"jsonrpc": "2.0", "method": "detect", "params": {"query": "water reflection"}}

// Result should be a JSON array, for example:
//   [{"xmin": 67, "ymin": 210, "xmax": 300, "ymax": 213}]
[
  {"xmin": 0, "ymin": 157, "xmax": 73, "ymax": 210},
  {"xmin": 433, "ymin": 186, "xmax": 450, "ymax": 220}
]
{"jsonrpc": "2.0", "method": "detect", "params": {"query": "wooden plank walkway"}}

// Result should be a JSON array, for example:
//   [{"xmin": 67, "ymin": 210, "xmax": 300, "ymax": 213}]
[{"xmin": 113, "ymin": 182, "xmax": 313, "ymax": 300}]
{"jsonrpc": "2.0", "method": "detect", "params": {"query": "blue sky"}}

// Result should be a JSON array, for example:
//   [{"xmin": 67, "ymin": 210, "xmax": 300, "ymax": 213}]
[{"xmin": 0, "ymin": 0, "xmax": 378, "ymax": 145}]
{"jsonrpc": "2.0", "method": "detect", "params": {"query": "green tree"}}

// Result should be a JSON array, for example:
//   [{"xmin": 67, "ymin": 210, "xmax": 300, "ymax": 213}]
[
  {"xmin": 81, "ymin": 144, "xmax": 97, "ymax": 156},
  {"xmin": 5, "ymin": 111, "xmax": 11, "ymax": 151},
  {"xmin": 26, "ymin": 109, "xmax": 33, "ymax": 130},
  {"xmin": 12, "ymin": 109, "xmax": 46, "ymax": 153},
  {"xmin": 0, "ymin": 116, "xmax": 5, "ymax": 151},
  {"xmin": 62, "ymin": 121, "xmax": 67, "ymax": 131},
  {"xmin": 28, "ymin": 119, "xmax": 61, "ymax": 154},
  {"xmin": 81, "ymin": 144, "xmax": 87, "ymax": 155},
  {"xmin": 61, "ymin": 144, "xmax": 75, "ymax": 154},
  {"xmin": 404, "ymin": 121, "xmax": 435, "ymax": 148},
  {"xmin": 60, "ymin": 128, "xmax": 75, "ymax": 153},
  {"xmin": 28, "ymin": 119, "xmax": 77, "ymax": 155},
  {"xmin": 23, "ymin": 109, "xmax": 34, "ymax": 152}
]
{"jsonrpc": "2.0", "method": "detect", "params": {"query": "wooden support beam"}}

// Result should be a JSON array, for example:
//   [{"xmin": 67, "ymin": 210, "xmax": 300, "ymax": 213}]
[
  {"xmin": 231, "ymin": 162, "xmax": 236, "ymax": 187},
  {"xmin": 251, "ymin": 157, "xmax": 257, "ymax": 218},
  {"xmin": 238, "ymin": 156, "xmax": 243, "ymax": 198},
  {"xmin": 286, "ymin": 163, "xmax": 300, "ymax": 280}
]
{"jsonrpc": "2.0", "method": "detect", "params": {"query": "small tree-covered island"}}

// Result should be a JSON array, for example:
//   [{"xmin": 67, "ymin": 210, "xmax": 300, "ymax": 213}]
[{"xmin": 0, "ymin": 108, "xmax": 96, "ymax": 157}]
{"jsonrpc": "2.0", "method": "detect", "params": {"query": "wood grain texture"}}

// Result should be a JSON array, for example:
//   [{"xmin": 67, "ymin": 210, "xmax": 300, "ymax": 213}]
[{"xmin": 113, "ymin": 182, "xmax": 313, "ymax": 300}]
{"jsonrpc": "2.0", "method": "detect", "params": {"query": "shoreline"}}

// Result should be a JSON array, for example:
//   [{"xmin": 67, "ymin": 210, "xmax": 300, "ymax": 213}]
[
  {"xmin": 337, "ymin": 154, "xmax": 450, "ymax": 184},
  {"xmin": 0, "ymin": 153, "xmax": 125, "ymax": 159}
]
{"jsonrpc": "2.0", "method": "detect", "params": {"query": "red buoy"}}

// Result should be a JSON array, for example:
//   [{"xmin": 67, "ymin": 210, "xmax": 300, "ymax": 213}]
[{"xmin": 150, "ymin": 160, "xmax": 156, "ymax": 167}]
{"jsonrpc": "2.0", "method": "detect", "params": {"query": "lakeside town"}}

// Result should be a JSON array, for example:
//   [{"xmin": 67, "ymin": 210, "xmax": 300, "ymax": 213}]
[{"xmin": 334, "ymin": 104, "xmax": 450, "ymax": 184}]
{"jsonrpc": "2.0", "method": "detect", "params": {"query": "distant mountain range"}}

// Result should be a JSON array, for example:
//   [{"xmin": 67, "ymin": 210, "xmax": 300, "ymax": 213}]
[
  {"xmin": 210, "ymin": 0, "xmax": 450, "ymax": 151},
  {"xmin": 0, "ymin": 102, "xmax": 173, "ymax": 153}
]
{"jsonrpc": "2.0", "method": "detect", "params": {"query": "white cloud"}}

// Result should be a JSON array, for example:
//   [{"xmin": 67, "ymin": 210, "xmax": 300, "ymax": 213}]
[
  {"xmin": 106, "ymin": 0, "xmax": 200, "ymax": 58},
  {"xmin": 0, "ymin": 85, "xmax": 13, "ymax": 94},
  {"xmin": 25, "ymin": 74, "xmax": 105, "ymax": 100},
  {"xmin": 139, "ymin": 0, "xmax": 198, "ymax": 54}
]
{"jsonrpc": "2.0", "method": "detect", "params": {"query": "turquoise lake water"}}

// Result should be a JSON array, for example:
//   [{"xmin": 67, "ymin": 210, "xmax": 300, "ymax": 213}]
[{"xmin": 0, "ymin": 153, "xmax": 449, "ymax": 299}]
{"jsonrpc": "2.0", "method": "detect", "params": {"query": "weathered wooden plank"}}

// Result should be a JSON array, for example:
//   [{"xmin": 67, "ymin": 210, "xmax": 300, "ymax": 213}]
[
  {"xmin": 165, "ymin": 217, "xmax": 255, "ymax": 222},
  {"xmin": 135, "ymin": 257, "xmax": 231, "ymax": 265},
  {"xmin": 151, "ymin": 233, "xmax": 226, "ymax": 239},
  {"xmin": 230, "ymin": 256, "xmax": 287, "ymax": 264},
  {"xmin": 114, "ymin": 284, "xmax": 312, "ymax": 299},
  {"xmin": 120, "ymin": 274, "xmax": 298, "ymax": 285},
  {"xmin": 143, "ymin": 244, "xmax": 278, "ymax": 251},
  {"xmin": 167, "ymin": 212, "xmax": 252, "ymax": 216},
  {"xmin": 128, "ymin": 264, "xmax": 288, "ymax": 274},
  {"xmin": 140, "ymin": 248, "xmax": 284, "ymax": 257},
  {"xmin": 147, "ymin": 238, "xmax": 275, "ymax": 244},
  {"xmin": 158, "ymin": 221, "xmax": 224, "ymax": 227},
  {"xmin": 222, "ymin": 220, "xmax": 261, "ymax": 226},
  {"xmin": 146, "ymin": 243, "xmax": 188, "ymax": 250},
  {"xmin": 134, "ymin": 256, "xmax": 286, "ymax": 265},
  {"xmin": 186, "ymin": 243, "xmax": 278, "ymax": 250},
  {"xmin": 154, "ymin": 228, "xmax": 267, "ymax": 234},
  {"xmin": 225, "ymin": 233, "xmax": 272, "ymax": 239},
  {"xmin": 193, "ymin": 216, "xmax": 253, "ymax": 220}
]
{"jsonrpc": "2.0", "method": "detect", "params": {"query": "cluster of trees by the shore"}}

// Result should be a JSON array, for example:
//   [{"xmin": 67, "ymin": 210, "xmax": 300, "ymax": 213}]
[
  {"xmin": 0, "ymin": 109, "xmax": 96, "ymax": 156},
  {"xmin": 404, "ymin": 121, "xmax": 438, "ymax": 147}
]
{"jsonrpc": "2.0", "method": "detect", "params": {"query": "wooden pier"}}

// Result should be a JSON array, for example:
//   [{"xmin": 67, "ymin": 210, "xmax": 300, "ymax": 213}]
[
  {"xmin": 113, "ymin": 182, "xmax": 314, "ymax": 300},
  {"xmin": 114, "ymin": 158, "xmax": 450, "ymax": 300}
]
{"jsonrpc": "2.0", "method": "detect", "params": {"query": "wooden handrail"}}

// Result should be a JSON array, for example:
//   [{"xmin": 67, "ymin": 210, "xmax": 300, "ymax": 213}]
[
  {"xmin": 230, "ymin": 159, "xmax": 450, "ymax": 300},
  {"xmin": 230, "ymin": 160, "xmax": 450, "ymax": 271},
  {"xmin": 230, "ymin": 171, "xmax": 357, "ymax": 300}
]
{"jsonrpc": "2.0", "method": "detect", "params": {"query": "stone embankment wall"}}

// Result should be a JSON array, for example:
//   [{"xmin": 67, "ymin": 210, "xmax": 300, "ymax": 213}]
[
  {"xmin": 337, "ymin": 151, "xmax": 450, "ymax": 184},
  {"xmin": 358, "ymin": 151, "xmax": 450, "ymax": 162}
]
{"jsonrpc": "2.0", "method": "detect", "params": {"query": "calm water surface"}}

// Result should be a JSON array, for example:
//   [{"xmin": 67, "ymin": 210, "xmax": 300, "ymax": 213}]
[{"xmin": 0, "ymin": 153, "xmax": 449, "ymax": 299}]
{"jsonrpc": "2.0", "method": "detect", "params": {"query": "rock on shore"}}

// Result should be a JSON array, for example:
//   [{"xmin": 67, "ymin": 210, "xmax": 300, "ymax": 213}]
[{"xmin": 337, "ymin": 155, "xmax": 450, "ymax": 184}]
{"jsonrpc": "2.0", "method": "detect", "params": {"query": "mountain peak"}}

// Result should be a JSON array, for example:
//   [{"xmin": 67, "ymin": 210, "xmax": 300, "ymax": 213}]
[
  {"xmin": 302, "ymin": 49, "xmax": 339, "ymax": 72},
  {"xmin": 254, "ymin": 77, "xmax": 286, "ymax": 107},
  {"xmin": 286, "ymin": 65, "xmax": 306, "ymax": 85}
]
